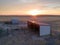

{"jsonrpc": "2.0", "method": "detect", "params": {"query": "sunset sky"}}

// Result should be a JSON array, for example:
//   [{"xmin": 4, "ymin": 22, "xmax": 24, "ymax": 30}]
[{"xmin": 0, "ymin": 0, "xmax": 60, "ymax": 15}]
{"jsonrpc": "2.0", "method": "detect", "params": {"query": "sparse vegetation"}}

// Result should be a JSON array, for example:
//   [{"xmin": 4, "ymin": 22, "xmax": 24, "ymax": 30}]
[{"xmin": 0, "ymin": 16, "xmax": 60, "ymax": 45}]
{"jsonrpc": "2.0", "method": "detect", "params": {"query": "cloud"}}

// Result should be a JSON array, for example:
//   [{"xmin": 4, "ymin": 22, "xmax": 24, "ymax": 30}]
[
  {"xmin": 0, "ymin": 0, "xmax": 60, "ymax": 12},
  {"xmin": 38, "ymin": 0, "xmax": 60, "ymax": 3},
  {"xmin": 53, "ymin": 6, "xmax": 60, "ymax": 9}
]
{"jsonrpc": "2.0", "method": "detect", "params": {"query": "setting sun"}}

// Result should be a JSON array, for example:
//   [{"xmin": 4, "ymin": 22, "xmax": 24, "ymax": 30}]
[{"xmin": 28, "ymin": 9, "xmax": 41, "ymax": 16}]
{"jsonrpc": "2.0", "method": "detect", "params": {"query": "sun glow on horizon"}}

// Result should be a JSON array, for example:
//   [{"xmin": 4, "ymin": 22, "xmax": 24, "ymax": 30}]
[{"xmin": 28, "ymin": 9, "xmax": 42, "ymax": 16}]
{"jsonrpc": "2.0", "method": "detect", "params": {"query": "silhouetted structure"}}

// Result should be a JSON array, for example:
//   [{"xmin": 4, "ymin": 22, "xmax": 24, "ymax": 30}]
[{"xmin": 27, "ymin": 20, "xmax": 51, "ymax": 36}]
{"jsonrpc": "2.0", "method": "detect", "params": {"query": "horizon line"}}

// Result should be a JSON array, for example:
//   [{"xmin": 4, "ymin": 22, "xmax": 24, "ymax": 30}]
[{"xmin": 0, "ymin": 15, "xmax": 60, "ymax": 17}]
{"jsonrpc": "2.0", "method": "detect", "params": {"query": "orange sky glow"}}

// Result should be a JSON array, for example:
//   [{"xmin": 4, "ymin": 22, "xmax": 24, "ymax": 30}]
[{"xmin": 0, "ymin": 0, "xmax": 60, "ymax": 15}]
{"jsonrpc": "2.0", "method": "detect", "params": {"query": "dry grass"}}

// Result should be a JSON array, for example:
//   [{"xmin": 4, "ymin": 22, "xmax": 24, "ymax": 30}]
[
  {"xmin": 0, "ymin": 16, "xmax": 60, "ymax": 45},
  {"xmin": 0, "ymin": 24, "xmax": 60, "ymax": 45},
  {"xmin": 0, "ymin": 27, "xmax": 47, "ymax": 45}
]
